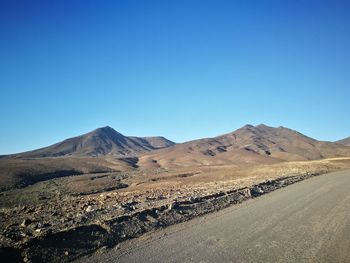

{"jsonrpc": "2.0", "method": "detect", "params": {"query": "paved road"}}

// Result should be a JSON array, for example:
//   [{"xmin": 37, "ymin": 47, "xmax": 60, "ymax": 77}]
[{"xmin": 81, "ymin": 170, "xmax": 350, "ymax": 263}]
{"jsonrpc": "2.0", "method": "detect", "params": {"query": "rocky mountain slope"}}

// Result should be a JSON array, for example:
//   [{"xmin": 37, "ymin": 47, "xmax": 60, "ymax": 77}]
[
  {"xmin": 336, "ymin": 137, "xmax": 350, "ymax": 146},
  {"xmin": 1, "ymin": 124, "xmax": 349, "ymax": 190},
  {"xmin": 139, "ymin": 124, "xmax": 350, "ymax": 168},
  {"xmin": 6, "ymin": 126, "xmax": 175, "ymax": 158}
]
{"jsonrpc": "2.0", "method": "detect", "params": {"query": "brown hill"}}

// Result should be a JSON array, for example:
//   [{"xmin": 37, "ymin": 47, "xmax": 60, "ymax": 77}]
[
  {"xmin": 336, "ymin": 137, "xmax": 350, "ymax": 146},
  {"xmin": 138, "ymin": 124, "xmax": 350, "ymax": 168},
  {"xmin": 7, "ymin": 126, "xmax": 175, "ymax": 158},
  {"xmin": 2, "ymin": 124, "xmax": 349, "ymax": 190}
]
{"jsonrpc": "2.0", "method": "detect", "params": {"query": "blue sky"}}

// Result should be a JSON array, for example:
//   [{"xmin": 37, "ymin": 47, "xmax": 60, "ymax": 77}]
[{"xmin": 1, "ymin": 0, "xmax": 350, "ymax": 154}]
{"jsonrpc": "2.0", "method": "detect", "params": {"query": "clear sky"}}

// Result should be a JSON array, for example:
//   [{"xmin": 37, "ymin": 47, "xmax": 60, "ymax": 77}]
[{"xmin": 1, "ymin": 0, "xmax": 350, "ymax": 154}]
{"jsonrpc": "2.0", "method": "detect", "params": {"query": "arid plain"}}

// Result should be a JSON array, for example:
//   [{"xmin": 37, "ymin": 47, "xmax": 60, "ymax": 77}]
[{"xmin": 1, "ymin": 124, "xmax": 350, "ymax": 262}]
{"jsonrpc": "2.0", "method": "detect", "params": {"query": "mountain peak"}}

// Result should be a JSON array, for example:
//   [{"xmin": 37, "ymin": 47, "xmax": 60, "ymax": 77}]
[
  {"xmin": 100, "ymin": 125, "xmax": 113, "ymax": 129},
  {"xmin": 139, "ymin": 124, "xmax": 350, "ymax": 168},
  {"xmin": 10, "ymin": 126, "xmax": 175, "ymax": 158},
  {"xmin": 256, "ymin": 124, "xmax": 270, "ymax": 128},
  {"xmin": 241, "ymin": 124, "xmax": 255, "ymax": 129},
  {"xmin": 91, "ymin": 126, "xmax": 123, "ymax": 137},
  {"xmin": 94, "ymin": 126, "xmax": 116, "ymax": 132}
]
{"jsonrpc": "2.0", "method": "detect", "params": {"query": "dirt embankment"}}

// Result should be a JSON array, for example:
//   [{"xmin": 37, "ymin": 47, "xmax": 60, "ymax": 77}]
[{"xmin": 1, "ymin": 172, "xmax": 321, "ymax": 262}]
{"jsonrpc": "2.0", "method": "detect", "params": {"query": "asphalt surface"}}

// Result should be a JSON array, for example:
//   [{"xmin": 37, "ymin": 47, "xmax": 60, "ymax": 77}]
[{"xmin": 81, "ymin": 170, "xmax": 350, "ymax": 263}]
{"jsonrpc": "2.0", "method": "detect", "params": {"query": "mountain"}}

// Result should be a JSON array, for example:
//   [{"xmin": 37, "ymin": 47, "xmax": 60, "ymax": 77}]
[
  {"xmin": 138, "ymin": 124, "xmax": 350, "ymax": 168},
  {"xmin": 336, "ymin": 137, "xmax": 350, "ymax": 146},
  {"xmin": 9, "ymin": 126, "xmax": 175, "ymax": 158},
  {"xmin": 2, "ymin": 124, "xmax": 349, "ymax": 190}
]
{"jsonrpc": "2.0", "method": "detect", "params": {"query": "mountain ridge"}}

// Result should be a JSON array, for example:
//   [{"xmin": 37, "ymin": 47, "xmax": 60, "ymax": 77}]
[
  {"xmin": 138, "ymin": 124, "xmax": 350, "ymax": 168},
  {"xmin": 3, "ymin": 124, "xmax": 349, "ymax": 164},
  {"xmin": 1, "ymin": 124, "xmax": 349, "ymax": 190},
  {"xmin": 6, "ymin": 126, "xmax": 175, "ymax": 158}
]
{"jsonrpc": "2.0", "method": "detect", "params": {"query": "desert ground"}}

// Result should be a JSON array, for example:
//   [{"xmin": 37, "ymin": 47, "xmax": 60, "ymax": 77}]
[
  {"xmin": 1, "ymin": 125, "xmax": 350, "ymax": 262},
  {"xmin": 78, "ymin": 169, "xmax": 350, "ymax": 263},
  {"xmin": 1, "ymin": 156, "xmax": 350, "ymax": 262}
]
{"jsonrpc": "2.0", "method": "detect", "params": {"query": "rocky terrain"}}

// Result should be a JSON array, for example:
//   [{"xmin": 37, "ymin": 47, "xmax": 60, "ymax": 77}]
[
  {"xmin": 1, "ymin": 157, "xmax": 350, "ymax": 262},
  {"xmin": 4, "ymin": 126, "xmax": 175, "ymax": 158},
  {"xmin": 337, "ymin": 136, "xmax": 350, "ymax": 146},
  {"xmin": 0, "ymin": 157, "xmax": 132, "ymax": 191},
  {"xmin": 139, "ymin": 124, "xmax": 350, "ymax": 168},
  {"xmin": 1, "ymin": 125, "xmax": 350, "ymax": 262}
]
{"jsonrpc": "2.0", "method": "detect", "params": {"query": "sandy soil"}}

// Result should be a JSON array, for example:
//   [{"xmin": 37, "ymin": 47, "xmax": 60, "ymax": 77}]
[{"xmin": 1, "ymin": 157, "xmax": 350, "ymax": 261}]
